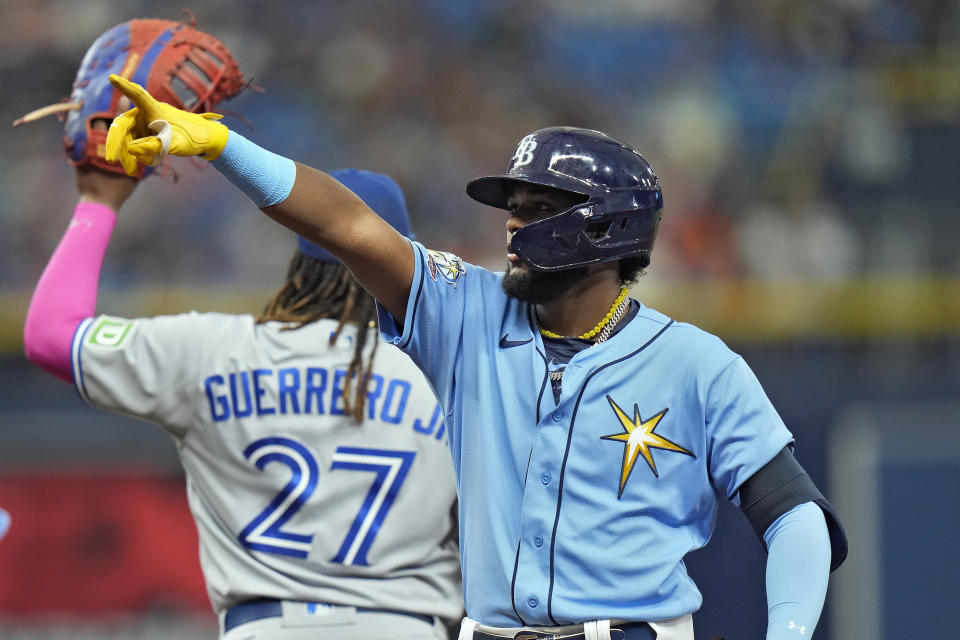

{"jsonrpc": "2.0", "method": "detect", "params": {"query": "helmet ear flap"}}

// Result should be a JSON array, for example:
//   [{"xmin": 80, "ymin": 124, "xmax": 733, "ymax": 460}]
[
  {"xmin": 584, "ymin": 221, "xmax": 612, "ymax": 241},
  {"xmin": 592, "ymin": 216, "xmax": 635, "ymax": 241}
]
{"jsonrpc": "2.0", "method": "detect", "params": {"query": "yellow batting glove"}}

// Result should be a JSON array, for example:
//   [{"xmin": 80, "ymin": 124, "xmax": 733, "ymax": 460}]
[{"xmin": 105, "ymin": 74, "xmax": 229, "ymax": 177}]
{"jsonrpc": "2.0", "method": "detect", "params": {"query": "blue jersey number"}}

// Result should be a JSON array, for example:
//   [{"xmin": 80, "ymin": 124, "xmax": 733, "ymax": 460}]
[
  {"xmin": 330, "ymin": 447, "xmax": 416, "ymax": 566},
  {"xmin": 239, "ymin": 438, "xmax": 415, "ymax": 564},
  {"xmin": 239, "ymin": 437, "xmax": 320, "ymax": 558}
]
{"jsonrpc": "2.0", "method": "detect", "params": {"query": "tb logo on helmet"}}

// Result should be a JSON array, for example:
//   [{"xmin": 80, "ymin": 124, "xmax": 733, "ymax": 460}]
[{"xmin": 510, "ymin": 134, "xmax": 538, "ymax": 168}]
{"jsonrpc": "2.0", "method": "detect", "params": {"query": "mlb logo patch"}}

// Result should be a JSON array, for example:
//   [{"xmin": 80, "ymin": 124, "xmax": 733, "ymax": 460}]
[{"xmin": 305, "ymin": 602, "xmax": 337, "ymax": 616}]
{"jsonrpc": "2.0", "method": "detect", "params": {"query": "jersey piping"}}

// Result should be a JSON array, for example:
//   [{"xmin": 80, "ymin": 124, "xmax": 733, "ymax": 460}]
[
  {"xmin": 528, "ymin": 306, "xmax": 550, "ymax": 426},
  {"xmin": 510, "ymin": 541, "xmax": 528, "ymax": 625},
  {"xmin": 397, "ymin": 249, "xmax": 426, "ymax": 350},
  {"xmin": 71, "ymin": 316, "xmax": 95, "ymax": 406},
  {"xmin": 543, "ymin": 319, "xmax": 675, "ymax": 623},
  {"xmin": 514, "ymin": 325, "xmax": 548, "ymax": 625},
  {"xmin": 533, "ymin": 346, "xmax": 549, "ymax": 425}
]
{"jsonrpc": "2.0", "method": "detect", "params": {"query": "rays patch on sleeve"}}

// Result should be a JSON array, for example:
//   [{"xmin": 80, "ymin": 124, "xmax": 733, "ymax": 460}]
[
  {"xmin": 601, "ymin": 395, "xmax": 695, "ymax": 498},
  {"xmin": 426, "ymin": 250, "xmax": 466, "ymax": 287}
]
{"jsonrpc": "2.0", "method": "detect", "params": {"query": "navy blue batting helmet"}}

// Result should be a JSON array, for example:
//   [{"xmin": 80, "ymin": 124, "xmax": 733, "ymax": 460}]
[{"xmin": 466, "ymin": 127, "xmax": 663, "ymax": 272}]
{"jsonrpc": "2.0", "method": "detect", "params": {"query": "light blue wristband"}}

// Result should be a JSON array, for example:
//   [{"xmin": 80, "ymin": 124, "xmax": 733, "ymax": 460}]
[{"xmin": 210, "ymin": 131, "xmax": 297, "ymax": 208}]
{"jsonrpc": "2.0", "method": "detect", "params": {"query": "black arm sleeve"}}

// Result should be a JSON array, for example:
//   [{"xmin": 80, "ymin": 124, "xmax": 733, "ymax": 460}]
[{"xmin": 738, "ymin": 446, "xmax": 848, "ymax": 572}]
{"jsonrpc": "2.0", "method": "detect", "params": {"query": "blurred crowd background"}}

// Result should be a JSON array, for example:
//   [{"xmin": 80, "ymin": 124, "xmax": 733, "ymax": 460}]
[
  {"xmin": 5, "ymin": 0, "xmax": 960, "ymax": 289},
  {"xmin": 1, "ymin": 0, "xmax": 958, "ymax": 639}
]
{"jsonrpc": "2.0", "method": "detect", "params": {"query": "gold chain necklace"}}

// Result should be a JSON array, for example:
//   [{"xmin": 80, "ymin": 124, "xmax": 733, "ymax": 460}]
[
  {"xmin": 539, "ymin": 287, "xmax": 631, "ymax": 382},
  {"xmin": 539, "ymin": 286, "xmax": 629, "ymax": 340}
]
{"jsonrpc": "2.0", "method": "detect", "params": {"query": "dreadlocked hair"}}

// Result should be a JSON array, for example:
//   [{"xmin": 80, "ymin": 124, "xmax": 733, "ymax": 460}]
[{"xmin": 256, "ymin": 251, "xmax": 380, "ymax": 423}]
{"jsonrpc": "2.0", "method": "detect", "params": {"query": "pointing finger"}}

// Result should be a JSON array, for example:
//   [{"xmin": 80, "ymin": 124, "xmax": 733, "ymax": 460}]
[{"xmin": 108, "ymin": 75, "xmax": 156, "ymax": 112}]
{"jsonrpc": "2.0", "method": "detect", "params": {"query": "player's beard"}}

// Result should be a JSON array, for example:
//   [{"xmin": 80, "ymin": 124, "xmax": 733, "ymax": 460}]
[{"xmin": 501, "ymin": 264, "xmax": 589, "ymax": 304}]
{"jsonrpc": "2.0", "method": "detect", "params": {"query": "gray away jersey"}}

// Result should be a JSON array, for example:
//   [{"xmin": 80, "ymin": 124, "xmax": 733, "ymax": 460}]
[{"xmin": 71, "ymin": 312, "xmax": 462, "ymax": 621}]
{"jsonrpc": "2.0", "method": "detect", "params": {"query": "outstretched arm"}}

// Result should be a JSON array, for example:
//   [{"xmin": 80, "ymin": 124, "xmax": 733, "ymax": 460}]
[
  {"xmin": 24, "ymin": 164, "xmax": 137, "ymax": 381},
  {"xmin": 262, "ymin": 160, "xmax": 414, "ymax": 319},
  {"xmin": 105, "ymin": 75, "xmax": 414, "ymax": 319}
]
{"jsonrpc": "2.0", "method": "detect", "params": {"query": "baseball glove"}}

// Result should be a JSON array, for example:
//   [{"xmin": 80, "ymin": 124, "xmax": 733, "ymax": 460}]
[{"xmin": 14, "ymin": 16, "xmax": 246, "ymax": 179}]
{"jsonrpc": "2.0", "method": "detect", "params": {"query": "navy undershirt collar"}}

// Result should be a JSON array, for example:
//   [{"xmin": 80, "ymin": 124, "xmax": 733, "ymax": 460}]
[{"xmin": 542, "ymin": 299, "xmax": 640, "ymax": 404}]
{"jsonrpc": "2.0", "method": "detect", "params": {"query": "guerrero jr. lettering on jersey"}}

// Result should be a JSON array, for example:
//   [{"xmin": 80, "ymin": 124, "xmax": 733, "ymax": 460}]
[
  {"xmin": 600, "ymin": 395, "xmax": 695, "ymax": 498},
  {"xmin": 204, "ymin": 366, "xmax": 445, "ymax": 438}
]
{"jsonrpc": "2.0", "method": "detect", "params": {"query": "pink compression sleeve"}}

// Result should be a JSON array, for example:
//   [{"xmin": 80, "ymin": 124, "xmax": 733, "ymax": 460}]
[{"xmin": 23, "ymin": 201, "xmax": 117, "ymax": 382}]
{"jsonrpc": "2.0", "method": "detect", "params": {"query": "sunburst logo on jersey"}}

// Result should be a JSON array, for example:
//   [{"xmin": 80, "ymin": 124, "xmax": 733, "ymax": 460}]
[
  {"xmin": 601, "ymin": 395, "xmax": 695, "ymax": 498},
  {"xmin": 426, "ymin": 250, "xmax": 466, "ymax": 287}
]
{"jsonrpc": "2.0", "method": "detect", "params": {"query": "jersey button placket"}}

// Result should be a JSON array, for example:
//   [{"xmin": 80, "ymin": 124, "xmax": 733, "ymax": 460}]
[{"xmin": 520, "ymin": 395, "xmax": 568, "ymax": 621}]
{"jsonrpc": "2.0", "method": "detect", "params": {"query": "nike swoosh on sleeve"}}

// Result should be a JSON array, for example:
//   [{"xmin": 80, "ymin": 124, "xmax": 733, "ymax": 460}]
[{"xmin": 499, "ymin": 334, "xmax": 533, "ymax": 348}]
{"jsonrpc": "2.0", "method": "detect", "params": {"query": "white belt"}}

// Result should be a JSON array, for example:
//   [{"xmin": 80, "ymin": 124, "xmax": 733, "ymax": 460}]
[{"xmin": 459, "ymin": 615, "xmax": 693, "ymax": 640}]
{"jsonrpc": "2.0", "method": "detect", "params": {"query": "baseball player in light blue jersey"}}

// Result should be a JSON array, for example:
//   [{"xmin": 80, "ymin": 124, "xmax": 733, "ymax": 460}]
[
  {"xmin": 105, "ymin": 76, "xmax": 848, "ymax": 640},
  {"xmin": 25, "ymin": 158, "xmax": 462, "ymax": 639}
]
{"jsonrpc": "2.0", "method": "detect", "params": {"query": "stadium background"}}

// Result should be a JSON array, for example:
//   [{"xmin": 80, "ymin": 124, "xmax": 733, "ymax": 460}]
[{"xmin": 1, "ymin": 0, "xmax": 958, "ymax": 638}]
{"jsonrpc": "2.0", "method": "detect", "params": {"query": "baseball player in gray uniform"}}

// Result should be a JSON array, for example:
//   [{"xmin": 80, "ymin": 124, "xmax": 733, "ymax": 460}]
[
  {"xmin": 24, "ymin": 161, "xmax": 462, "ymax": 639},
  {"xmin": 21, "ymin": 20, "xmax": 461, "ymax": 639}
]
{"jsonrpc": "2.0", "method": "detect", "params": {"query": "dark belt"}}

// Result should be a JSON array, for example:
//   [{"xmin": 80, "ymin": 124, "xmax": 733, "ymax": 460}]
[
  {"xmin": 224, "ymin": 599, "xmax": 435, "ymax": 633},
  {"xmin": 474, "ymin": 621, "xmax": 656, "ymax": 640}
]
